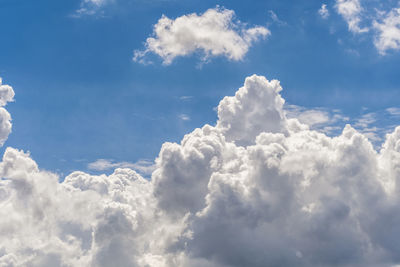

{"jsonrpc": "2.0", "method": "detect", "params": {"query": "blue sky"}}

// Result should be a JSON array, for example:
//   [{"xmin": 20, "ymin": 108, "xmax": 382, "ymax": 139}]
[
  {"xmin": 1, "ymin": 0, "xmax": 400, "ymax": 175},
  {"xmin": 5, "ymin": 1, "xmax": 400, "ymax": 266}
]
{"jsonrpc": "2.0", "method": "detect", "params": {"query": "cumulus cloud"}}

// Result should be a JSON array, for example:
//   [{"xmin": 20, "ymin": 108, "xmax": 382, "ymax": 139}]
[
  {"xmin": 373, "ymin": 7, "xmax": 400, "ymax": 54},
  {"xmin": 335, "ymin": 0, "xmax": 368, "ymax": 33},
  {"xmin": 5, "ymin": 75, "xmax": 400, "ymax": 266},
  {"xmin": 319, "ymin": 4, "xmax": 330, "ymax": 19},
  {"xmin": 0, "ymin": 78, "xmax": 14, "ymax": 146},
  {"xmin": 133, "ymin": 7, "xmax": 270, "ymax": 65}
]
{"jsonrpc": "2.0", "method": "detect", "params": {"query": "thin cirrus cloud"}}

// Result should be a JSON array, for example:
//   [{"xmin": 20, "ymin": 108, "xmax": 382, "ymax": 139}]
[
  {"xmin": 133, "ymin": 7, "xmax": 270, "ymax": 65},
  {"xmin": 3, "ymin": 75, "xmax": 400, "ymax": 266}
]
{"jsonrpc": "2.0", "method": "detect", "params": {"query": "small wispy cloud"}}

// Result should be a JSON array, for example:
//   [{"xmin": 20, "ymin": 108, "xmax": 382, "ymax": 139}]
[
  {"xmin": 178, "ymin": 114, "xmax": 190, "ymax": 121},
  {"xmin": 319, "ymin": 4, "xmax": 330, "ymax": 19},
  {"xmin": 354, "ymin": 112, "xmax": 377, "ymax": 128},
  {"xmin": 72, "ymin": 0, "xmax": 111, "ymax": 17},
  {"xmin": 268, "ymin": 10, "xmax": 287, "ymax": 26},
  {"xmin": 285, "ymin": 104, "xmax": 349, "ymax": 135},
  {"xmin": 179, "ymin": 96, "xmax": 193, "ymax": 101},
  {"xmin": 386, "ymin": 107, "xmax": 400, "ymax": 116},
  {"xmin": 88, "ymin": 158, "xmax": 156, "ymax": 176}
]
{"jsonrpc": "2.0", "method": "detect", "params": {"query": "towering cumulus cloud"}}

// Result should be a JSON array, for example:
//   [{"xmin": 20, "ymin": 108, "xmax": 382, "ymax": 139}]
[{"xmin": 4, "ymin": 75, "xmax": 400, "ymax": 266}]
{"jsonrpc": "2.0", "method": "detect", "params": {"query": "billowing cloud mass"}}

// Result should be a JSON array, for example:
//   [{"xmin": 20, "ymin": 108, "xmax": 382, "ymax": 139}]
[
  {"xmin": 373, "ymin": 7, "xmax": 400, "ymax": 54},
  {"xmin": 4, "ymin": 75, "xmax": 400, "ymax": 266},
  {"xmin": 133, "ymin": 7, "xmax": 270, "ymax": 65},
  {"xmin": 335, "ymin": 0, "xmax": 368, "ymax": 33}
]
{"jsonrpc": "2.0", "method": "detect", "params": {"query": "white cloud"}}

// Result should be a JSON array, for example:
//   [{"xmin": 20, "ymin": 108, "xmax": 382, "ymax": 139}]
[
  {"xmin": 73, "ymin": 0, "xmax": 111, "ymax": 17},
  {"xmin": 286, "ymin": 105, "xmax": 330, "ymax": 126},
  {"xmin": 5, "ymin": 75, "xmax": 400, "ymax": 266},
  {"xmin": 88, "ymin": 158, "xmax": 156, "ymax": 176},
  {"xmin": 330, "ymin": 2, "xmax": 400, "ymax": 55},
  {"xmin": 335, "ymin": 0, "xmax": 368, "ymax": 33},
  {"xmin": 179, "ymin": 96, "xmax": 193, "ymax": 101},
  {"xmin": 319, "ymin": 4, "xmax": 330, "ymax": 19},
  {"xmin": 354, "ymin": 112, "xmax": 377, "ymax": 128},
  {"xmin": 133, "ymin": 7, "xmax": 270, "ymax": 65},
  {"xmin": 216, "ymin": 75, "xmax": 288, "ymax": 145},
  {"xmin": 0, "ymin": 78, "xmax": 14, "ymax": 146},
  {"xmin": 268, "ymin": 10, "xmax": 287, "ymax": 26},
  {"xmin": 387, "ymin": 107, "xmax": 400, "ymax": 116},
  {"xmin": 178, "ymin": 114, "xmax": 190, "ymax": 121},
  {"xmin": 373, "ymin": 7, "xmax": 400, "ymax": 54}
]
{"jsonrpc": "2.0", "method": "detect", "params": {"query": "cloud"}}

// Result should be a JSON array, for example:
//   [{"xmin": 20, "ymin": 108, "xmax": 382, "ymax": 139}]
[
  {"xmin": 319, "ymin": 4, "xmax": 330, "ymax": 19},
  {"xmin": 178, "ymin": 114, "xmax": 190, "ymax": 121},
  {"xmin": 335, "ymin": 0, "xmax": 368, "ymax": 33},
  {"xmin": 216, "ymin": 75, "xmax": 288, "ymax": 145},
  {"xmin": 268, "ymin": 10, "xmax": 287, "ymax": 26},
  {"xmin": 373, "ymin": 7, "xmax": 400, "ymax": 54},
  {"xmin": 286, "ymin": 105, "xmax": 332, "ymax": 126},
  {"xmin": 330, "ymin": 1, "xmax": 400, "ymax": 55},
  {"xmin": 133, "ymin": 7, "xmax": 270, "ymax": 65},
  {"xmin": 0, "ymin": 78, "xmax": 14, "ymax": 146},
  {"xmin": 179, "ymin": 96, "xmax": 193, "ymax": 101},
  {"xmin": 88, "ymin": 159, "xmax": 156, "ymax": 176},
  {"xmin": 387, "ymin": 107, "xmax": 400, "ymax": 116},
  {"xmin": 73, "ymin": 0, "xmax": 111, "ymax": 17},
  {"xmin": 5, "ymin": 75, "xmax": 400, "ymax": 266}
]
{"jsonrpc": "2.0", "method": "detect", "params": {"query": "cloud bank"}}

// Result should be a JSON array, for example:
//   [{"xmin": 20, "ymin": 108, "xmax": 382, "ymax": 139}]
[
  {"xmin": 133, "ymin": 7, "xmax": 270, "ymax": 65},
  {"xmin": 3, "ymin": 75, "xmax": 400, "ymax": 266}
]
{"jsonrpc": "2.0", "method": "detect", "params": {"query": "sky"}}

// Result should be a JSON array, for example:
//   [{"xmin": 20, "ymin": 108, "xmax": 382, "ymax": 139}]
[
  {"xmin": 1, "ymin": 0, "xmax": 400, "ymax": 175},
  {"xmin": 2, "ymin": 0, "xmax": 400, "ymax": 266}
]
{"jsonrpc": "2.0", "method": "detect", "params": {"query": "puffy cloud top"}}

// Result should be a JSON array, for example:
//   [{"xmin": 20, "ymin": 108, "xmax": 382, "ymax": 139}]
[
  {"xmin": 217, "ymin": 75, "xmax": 288, "ymax": 145},
  {"xmin": 133, "ymin": 7, "xmax": 270, "ymax": 65},
  {"xmin": 3, "ymin": 75, "xmax": 400, "ymax": 266},
  {"xmin": 0, "ymin": 78, "xmax": 14, "ymax": 146},
  {"xmin": 0, "ymin": 78, "xmax": 15, "ymax": 107}
]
